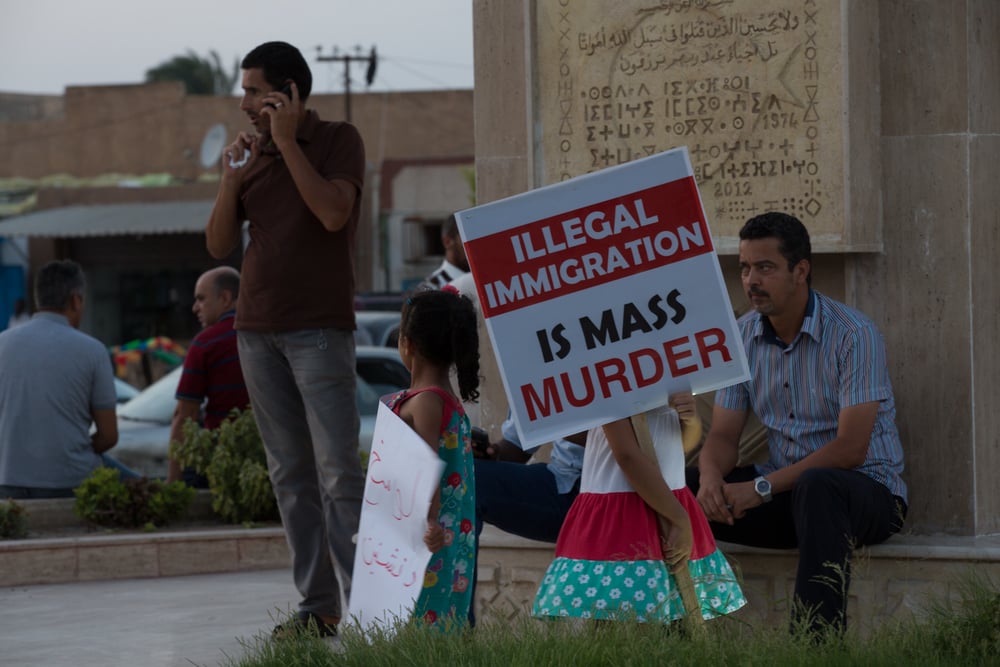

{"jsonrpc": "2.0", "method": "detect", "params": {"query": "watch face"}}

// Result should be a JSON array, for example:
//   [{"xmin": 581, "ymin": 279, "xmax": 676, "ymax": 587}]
[{"xmin": 755, "ymin": 478, "xmax": 771, "ymax": 494}]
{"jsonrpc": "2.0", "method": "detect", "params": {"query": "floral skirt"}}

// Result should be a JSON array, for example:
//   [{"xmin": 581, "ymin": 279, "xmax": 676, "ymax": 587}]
[{"xmin": 532, "ymin": 489, "xmax": 747, "ymax": 622}]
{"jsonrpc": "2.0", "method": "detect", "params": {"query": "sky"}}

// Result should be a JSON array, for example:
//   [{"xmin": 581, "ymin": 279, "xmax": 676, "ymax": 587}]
[{"xmin": 0, "ymin": 0, "xmax": 475, "ymax": 95}]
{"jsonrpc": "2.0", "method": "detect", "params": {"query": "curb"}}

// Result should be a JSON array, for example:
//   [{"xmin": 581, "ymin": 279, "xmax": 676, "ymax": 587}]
[
  {"xmin": 0, "ymin": 492, "xmax": 290, "ymax": 587},
  {"xmin": 0, "ymin": 526, "xmax": 289, "ymax": 587}
]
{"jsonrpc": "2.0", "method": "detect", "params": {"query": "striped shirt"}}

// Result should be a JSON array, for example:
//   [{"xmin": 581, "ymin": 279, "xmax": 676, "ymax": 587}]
[
  {"xmin": 176, "ymin": 311, "xmax": 250, "ymax": 430},
  {"xmin": 716, "ymin": 290, "xmax": 907, "ymax": 502}
]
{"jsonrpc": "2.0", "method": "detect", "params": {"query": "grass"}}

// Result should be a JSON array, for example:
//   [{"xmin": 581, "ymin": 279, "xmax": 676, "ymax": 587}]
[{"xmin": 220, "ymin": 571, "xmax": 1000, "ymax": 667}]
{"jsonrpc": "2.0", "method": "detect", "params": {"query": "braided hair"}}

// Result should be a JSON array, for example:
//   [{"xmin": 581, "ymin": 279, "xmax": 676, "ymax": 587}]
[{"xmin": 400, "ymin": 288, "xmax": 480, "ymax": 402}]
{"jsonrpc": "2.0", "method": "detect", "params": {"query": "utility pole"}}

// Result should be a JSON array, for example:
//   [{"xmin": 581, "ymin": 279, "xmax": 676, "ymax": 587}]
[{"xmin": 315, "ymin": 45, "xmax": 378, "ymax": 123}]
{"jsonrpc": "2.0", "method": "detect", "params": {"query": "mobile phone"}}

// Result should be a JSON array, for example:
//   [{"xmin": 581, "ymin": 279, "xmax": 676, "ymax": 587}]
[
  {"xmin": 266, "ymin": 81, "xmax": 293, "ymax": 109},
  {"xmin": 471, "ymin": 427, "xmax": 490, "ymax": 453}
]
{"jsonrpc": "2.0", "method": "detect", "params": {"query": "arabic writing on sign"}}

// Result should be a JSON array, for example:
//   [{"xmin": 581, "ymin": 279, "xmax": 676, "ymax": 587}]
[
  {"xmin": 364, "ymin": 445, "xmax": 424, "ymax": 521},
  {"xmin": 361, "ymin": 536, "xmax": 419, "ymax": 587},
  {"xmin": 349, "ymin": 402, "xmax": 443, "ymax": 637}
]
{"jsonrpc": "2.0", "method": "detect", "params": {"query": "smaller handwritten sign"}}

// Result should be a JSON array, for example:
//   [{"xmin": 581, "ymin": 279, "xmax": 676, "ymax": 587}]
[{"xmin": 348, "ymin": 401, "xmax": 446, "ymax": 635}]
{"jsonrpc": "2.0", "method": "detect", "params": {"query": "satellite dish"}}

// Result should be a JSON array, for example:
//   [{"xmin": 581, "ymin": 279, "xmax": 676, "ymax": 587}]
[{"xmin": 199, "ymin": 123, "xmax": 227, "ymax": 169}]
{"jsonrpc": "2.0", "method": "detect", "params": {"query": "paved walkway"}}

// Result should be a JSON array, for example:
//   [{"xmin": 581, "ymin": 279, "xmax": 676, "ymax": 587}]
[{"xmin": 0, "ymin": 569, "xmax": 301, "ymax": 667}]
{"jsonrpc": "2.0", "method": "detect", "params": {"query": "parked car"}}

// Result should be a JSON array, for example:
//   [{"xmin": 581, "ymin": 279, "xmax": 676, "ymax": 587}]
[
  {"xmin": 114, "ymin": 377, "xmax": 140, "ymax": 403},
  {"xmin": 354, "ymin": 310, "xmax": 402, "ymax": 348},
  {"xmin": 112, "ymin": 346, "xmax": 411, "ymax": 478},
  {"xmin": 354, "ymin": 291, "xmax": 405, "ymax": 312}
]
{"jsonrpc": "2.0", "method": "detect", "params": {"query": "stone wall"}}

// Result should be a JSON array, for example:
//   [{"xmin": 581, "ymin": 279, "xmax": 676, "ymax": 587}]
[
  {"xmin": 474, "ymin": 527, "xmax": 1000, "ymax": 633},
  {"xmin": 471, "ymin": 0, "xmax": 1000, "ymax": 537}
]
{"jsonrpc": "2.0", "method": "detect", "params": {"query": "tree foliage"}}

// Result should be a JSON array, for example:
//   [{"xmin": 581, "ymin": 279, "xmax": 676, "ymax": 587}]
[{"xmin": 145, "ymin": 49, "xmax": 239, "ymax": 95}]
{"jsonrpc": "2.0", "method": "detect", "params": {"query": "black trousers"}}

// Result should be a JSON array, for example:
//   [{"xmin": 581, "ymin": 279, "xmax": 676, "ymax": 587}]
[{"xmin": 685, "ymin": 465, "xmax": 906, "ymax": 633}]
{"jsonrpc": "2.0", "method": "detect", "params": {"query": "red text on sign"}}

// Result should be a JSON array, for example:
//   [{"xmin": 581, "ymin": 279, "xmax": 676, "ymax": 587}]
[{"xmin": 519, "ymin": 327, "xmax": 733, "ymax": 421}]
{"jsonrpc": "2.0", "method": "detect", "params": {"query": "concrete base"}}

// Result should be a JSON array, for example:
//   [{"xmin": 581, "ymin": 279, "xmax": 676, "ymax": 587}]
[
  {"xmin": 473, "ymin": 528, "xmax": 1000, "ymax": 633},
  {"xmin": 5, "ymin": 497, "xmax": 1000, "ymax": 632},
  {"xmin": 0, "ymin": 494, "xmax": 289, "ymax": 587}
]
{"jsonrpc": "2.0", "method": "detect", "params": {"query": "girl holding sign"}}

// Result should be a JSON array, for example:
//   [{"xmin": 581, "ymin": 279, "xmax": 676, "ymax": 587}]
[
  {"xmin": 385, "ymin": 287, "xmax": 480, "ymax": 633},
  {"xmin": 533, "ymin": 393, "xmax": 747, "ymax": 624}
]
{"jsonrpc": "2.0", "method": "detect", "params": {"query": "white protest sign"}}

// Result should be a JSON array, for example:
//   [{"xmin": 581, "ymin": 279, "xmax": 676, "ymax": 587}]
[
  {"xmin": 455, "ymin": 147, "xmax": 748, "ymax": 447},
  {"xmin": 348, "ymin": 401, "xmax": 445, "ymax": 635}
]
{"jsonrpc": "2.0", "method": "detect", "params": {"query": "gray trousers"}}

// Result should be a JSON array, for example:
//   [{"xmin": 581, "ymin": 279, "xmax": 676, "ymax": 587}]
[{"xmin": 238, "ymin": 328, "xmax": 364, "ymax": 619}]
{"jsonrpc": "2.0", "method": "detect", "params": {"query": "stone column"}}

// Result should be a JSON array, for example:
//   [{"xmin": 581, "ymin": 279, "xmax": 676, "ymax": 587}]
[
  {"xmin": 853, "ymin": 0, "xmax": 1000, "ymax": 535},
  {"xmin": 471, "ymin": 0, "xmax": 1000, "ymax": 536}
]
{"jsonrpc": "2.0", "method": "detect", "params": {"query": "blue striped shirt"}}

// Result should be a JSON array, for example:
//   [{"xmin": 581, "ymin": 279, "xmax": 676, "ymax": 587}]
[{"xmin": 716, "ymin": 290, "xmax": 907, "ymax": 502}]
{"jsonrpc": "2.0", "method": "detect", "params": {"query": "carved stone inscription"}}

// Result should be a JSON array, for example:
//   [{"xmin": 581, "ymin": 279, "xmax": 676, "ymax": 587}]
[{"xmin": 536, "ymin": 0, "xmax": 844, "ymax": 240}]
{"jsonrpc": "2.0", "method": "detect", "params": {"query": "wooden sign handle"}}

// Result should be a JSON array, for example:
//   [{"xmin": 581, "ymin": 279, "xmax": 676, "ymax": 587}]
[{"xmin": 629, "ymin": 412, "xmax": 705, "ymax": 631}]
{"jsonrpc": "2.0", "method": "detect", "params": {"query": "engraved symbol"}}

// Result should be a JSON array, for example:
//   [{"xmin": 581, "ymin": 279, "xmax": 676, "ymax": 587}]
[{"xmin": 804, "ymin": 85, "xmax": 820, "ymax": 122}]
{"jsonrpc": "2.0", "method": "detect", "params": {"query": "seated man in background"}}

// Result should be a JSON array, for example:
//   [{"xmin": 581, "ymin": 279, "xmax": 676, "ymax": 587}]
[
  {"xmin": 688, "ymin": 212, "xmax": 907, "ymax": 636},
  {"xmin": 167, "ymin": 266, "xmax": 250, "ymax": 487},
  {"xmin": 0, "ymin": 260, "xmax": 124, "ymax": 498},
  {"xmin": 421, "ymin": 214, "xmax": 469, "ymax": 290},
  {"xmin": 474, "ymin": 415, "xmax": 585, "ymax": 545}
]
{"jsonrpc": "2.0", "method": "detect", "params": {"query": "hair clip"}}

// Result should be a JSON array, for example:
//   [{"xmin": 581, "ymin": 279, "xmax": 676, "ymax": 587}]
[{"xmin": 441, "ymin": 284, "xmax": 460, "ymax": 296}]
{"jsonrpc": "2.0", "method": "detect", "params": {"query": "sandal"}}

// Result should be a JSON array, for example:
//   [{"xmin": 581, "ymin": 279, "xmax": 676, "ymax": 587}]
[{"xmin": 272, "ymin": 611, "xmax": 338, "ymax": 639}]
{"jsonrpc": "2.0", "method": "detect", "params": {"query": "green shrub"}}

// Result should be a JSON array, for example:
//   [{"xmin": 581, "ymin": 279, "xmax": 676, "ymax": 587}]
[
  {"xmin": 0, "ymin": 499, "xmax": 28, "ymax": 539},
  {"xmin": 74, "ymin": 467, "xmax": 195, "ymax": 529},
  {"xmin": 171, "ymin": 409, "xmax": 279, "ymax": 524}
]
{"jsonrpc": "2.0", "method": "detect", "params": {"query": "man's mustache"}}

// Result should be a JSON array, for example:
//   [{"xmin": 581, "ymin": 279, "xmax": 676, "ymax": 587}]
[{"xmin": 748, "ymin": 287, "xmax": 769, "ymax": 298}]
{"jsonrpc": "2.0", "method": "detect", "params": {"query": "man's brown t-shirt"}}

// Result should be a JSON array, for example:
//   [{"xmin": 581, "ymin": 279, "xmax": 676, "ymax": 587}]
[{"xmin": 236, "ymin": 110, "xmax": 365, "ymax": 332}]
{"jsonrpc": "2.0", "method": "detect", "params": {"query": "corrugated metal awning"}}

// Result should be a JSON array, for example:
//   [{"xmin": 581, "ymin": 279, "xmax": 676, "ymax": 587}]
[{"xmin": 0, "ymin": 200, "xmax": 214, "ymax": 238}]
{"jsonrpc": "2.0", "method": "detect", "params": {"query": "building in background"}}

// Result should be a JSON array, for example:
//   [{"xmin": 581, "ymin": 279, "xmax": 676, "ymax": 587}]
[{"xmin": 0, "ymin": 83, "xmax": 474, "ymax": 343}]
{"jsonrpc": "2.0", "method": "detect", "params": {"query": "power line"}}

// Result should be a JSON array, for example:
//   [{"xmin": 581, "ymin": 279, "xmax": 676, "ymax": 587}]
[
  {"xmin": 376, "ymin": 57, "xmax": 458, "ymax": 89},
  {"xmin": 377, "ymin": 53, "xmax": 473, "ymax": 71},
  {"xmin": 315, "ymin": 45, "xmax": 377, "ymax": 123}
]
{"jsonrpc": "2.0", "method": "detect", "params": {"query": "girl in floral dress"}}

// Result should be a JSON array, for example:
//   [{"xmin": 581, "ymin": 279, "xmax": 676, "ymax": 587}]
[
  {"xmin": 533, "ymin": 392, "xmax": 747, "ymax": 623},
  {"xmin": 385, "ymin": 288, "xmax": 480, "ymax": 632}
]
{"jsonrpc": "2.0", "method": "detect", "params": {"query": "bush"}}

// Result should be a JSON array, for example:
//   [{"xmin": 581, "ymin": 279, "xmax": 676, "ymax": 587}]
[
  {"xmin": 0, "ymin": 499, "xmax": 28, "ymax": 539},
  {"xmin": 171, "ymin": 409, "xmax": 279, "ymax": 524},
  {"xmin": 74, "ymin": 467, "xmax": 195, "ymax": 529}
]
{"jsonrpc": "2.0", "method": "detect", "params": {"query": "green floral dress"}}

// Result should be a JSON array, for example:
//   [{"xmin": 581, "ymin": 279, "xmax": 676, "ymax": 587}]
[{"xmin": 387, "ymin": 387, "xmax": 475, "ymax": 632}]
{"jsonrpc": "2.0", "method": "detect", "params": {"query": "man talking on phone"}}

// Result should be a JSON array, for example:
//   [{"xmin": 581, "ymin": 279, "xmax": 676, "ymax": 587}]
[{"xmin": 205, "ymin": 41, "xmax": 365, "ymax": 639}]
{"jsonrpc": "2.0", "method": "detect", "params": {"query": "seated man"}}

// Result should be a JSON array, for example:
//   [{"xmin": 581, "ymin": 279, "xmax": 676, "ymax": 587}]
[
  {"xmin": 687, "ymin": 212, "xmax": 907, "ymax": 636},
  {"xmin": 474, "ymin": 414, "xmax": 585, "ymax": 544},
  {"xmin": 0, "ymin": 260, "xmax": 123, "ymax": 498},
  {"xmin": 167, "ymin": 267, "xmax": 250, "ymax": 487}
]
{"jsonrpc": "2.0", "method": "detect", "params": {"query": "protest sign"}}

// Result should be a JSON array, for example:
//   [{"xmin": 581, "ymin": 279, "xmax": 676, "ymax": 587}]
[
  {"xmin": 348, "ymin": 401, "xmax": 445, "ymax": 635},
  {"xmin": 455, "ymin": 147, "xmax": 748, "ymax": 447}
]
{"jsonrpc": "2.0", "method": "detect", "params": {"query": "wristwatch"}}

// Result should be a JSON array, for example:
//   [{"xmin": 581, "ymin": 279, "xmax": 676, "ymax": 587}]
[{"xmin": 754, "ymin": 476, "xmax": 773, "ymax": 503}]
